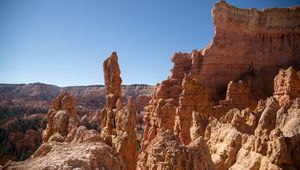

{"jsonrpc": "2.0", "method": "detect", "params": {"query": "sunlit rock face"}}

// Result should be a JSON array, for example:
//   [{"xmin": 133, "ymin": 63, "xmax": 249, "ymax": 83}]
[
  {"xmin": 4, "ymin": 52, "xmax": 139, "ymax": 170},
  {"xmin": 4, "ymin": 91, "xmax": 125, "ymax": 170},
  {"xmin": 202, "ymin": 1, "xmax": 300, "ymax": 100},
  {"xmin": 139, "ymin": 1, "xmax": 300, "ymax": 170},
  {"xmin": 100, "ymin": 52, "xmax": 138, "ymax": 170},
  {"xmin": 141, "ymin": 0, "xmax": 300, "ymax": 150},
  {"xmin": 2, "ymin": 1, "xmax": 300, "ymax": 170},
  {"xmin": 273, "ymin": 67, "xmax": 300, "ymax": 106}
]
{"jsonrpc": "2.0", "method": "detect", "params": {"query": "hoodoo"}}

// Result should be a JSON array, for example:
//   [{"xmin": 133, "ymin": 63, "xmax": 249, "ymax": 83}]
[
  {"xmin": 139, "ymin": 1, "xmax": 300, "ymax": 170},
  {"xmin": 2, "ymin": 1, "xmax": 300, "ymax": 170},
  {"xmin": 3, "ymin": 52, "xmax": 138, "ymax": 170}
]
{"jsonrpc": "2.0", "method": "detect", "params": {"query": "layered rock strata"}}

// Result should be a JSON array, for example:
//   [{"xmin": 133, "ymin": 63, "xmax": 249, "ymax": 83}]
[
  {"xmin": 4, "ymin": 52, "xmax": 137, "ymax": 170},
  {"xmin": 142, "ymin": 1, "xmax": 300, "ymax": 151},
  {"xmin": 140, "ymin": 66, "xmax": 300, "ymax": 169},
  {"xmin": 100, "ymin": 52, "xmax": 138, "ymax": 170},
  {"xmin": 274, "ymin": 67, "xmax": 300, "ymax": 106},
  {"xmin": 139, "ymin": 1, "xmax": 300, "ymax": 170}
]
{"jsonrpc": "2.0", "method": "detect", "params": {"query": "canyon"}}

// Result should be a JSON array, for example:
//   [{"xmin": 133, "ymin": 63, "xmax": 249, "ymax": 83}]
[
  {"xmin": 1, "ymin": 1, "xmax": 300, "ymax": 170},
  {"xmin": 0, "ymin": 82, "xmax": 152, "ymax": 164}
]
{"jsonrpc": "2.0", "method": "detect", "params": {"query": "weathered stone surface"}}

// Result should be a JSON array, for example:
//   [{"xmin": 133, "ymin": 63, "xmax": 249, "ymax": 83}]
[
  {"xmin": 175, "ymin": 74, "xmax": 209, "ymax": 144},
  {"xmin": 222, "ymin": 80, "xmax": 256, "ymax": 110},
  {"xmin": 141, "ymin": 52, "xmax": 192, "ymax": 149},
  {"xmin": 205, "ymin": 67, "xmax": 300, "ymax": 169},
  {"xmin": 190, "ymin": 111, "xmax": 209, "ymax": 141},
  {"xmin": 42, "ymin": 92, "xmax": 78, "ymax": 143},
  {"xmin": 3, "ymin": 142, "xmax": 126, "ymax": 170},
  {"xmin": 103, "ymin": 52, "xmax": 122, "ymax": 109},
  {"xmin": 112, "ymin": 97, "xmax": 138, "ymax": 170},
  {"xmin": 142, "ymin": 2, "xmax": 300, "ymax": 155},
  {"xmin": 4, "ymin": 52, "xmax": 139, "ymax": 170},
  {"xmin": 99, "ymin": 52, "xmax": 138, "ymax": 170},
  {"xmin": 142, "ymin": 97, "xmax": 177, "ymax": 150},
  {"xmin": 202, "ymin": 1, "xmax": 300, "ymax": 100},
  {"xmin": 211, "ymin": 80, "xmax": 257, "ymax": 119},
  {"xmin": 140, "ymin": 59, "xmax": 300, "ymax": 170},
  {"xmin": 205, "ymin": 119, "xmax": 243, "ymax": 170},
  {"xmin": 274, "ymin": 67, "xmax": 300, "ymax": 106},
  {"xmin": 138, "ymin": 131, "xmax": 214, "ymax": 170}
]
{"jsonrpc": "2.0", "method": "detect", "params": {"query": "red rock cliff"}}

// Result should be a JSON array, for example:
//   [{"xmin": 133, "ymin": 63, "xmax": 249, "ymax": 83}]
[{"xmin": 142, "ymin": 0, "xmax": 300, "ymax": 151}]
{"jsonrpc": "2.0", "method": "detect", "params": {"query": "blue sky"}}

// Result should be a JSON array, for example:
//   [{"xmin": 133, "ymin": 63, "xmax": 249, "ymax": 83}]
[{"xmin": 1, "ymin": 0, "xmax": 300, "ymax": 86}]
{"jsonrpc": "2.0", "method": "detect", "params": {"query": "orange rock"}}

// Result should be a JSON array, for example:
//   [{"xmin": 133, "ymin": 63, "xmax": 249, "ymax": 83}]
[
  {"xmin": 100, "ymin": 52, "xmax": 138, "ymax": 169},
  {"xmin": 103, "ymin": 52, "xmax": 122, "ymax": 109},
  {"xmin": 42, "ymin": 92, "xmax": 78, "ymax": 143},
  {"xmin": 175, "ymin": 74, "xmax": 209, "ymax": 144},
  {"xmin": 138, "ymin": 131, "xmax": 214, "ymax": 170},
  {"xmin": 274, "ymin": 67, "xmax": 300, "ymax": 106}
]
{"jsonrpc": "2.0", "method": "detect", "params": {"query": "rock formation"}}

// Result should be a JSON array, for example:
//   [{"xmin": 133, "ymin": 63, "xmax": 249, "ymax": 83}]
[
  {"xmin": 3, "ymin": 52, "xmax": 138, "ymax": 170},
  {"xmin": 274, "ymin": 67, "xmax": 300, "ymax": 106},
  {"xmin": 99, "ymin": 52, "xmax": 138, "ymax": 170},
  {"xmin": 0, "ymin": 83, "xmax": 152, "ymax": 165},
  {"xmin": 138, "ymin": 131, "xmax": 214, "ymax": 170},
  {"xmin": 42, "ymin": 92, "xmax": 78, "ymax": 143},
  {"xmin": 2, "ymin": 1, "xmax": 300, "ymax": 170},
  {"xmin": 141, "ymin": 1, "xmax": 300, "ymax": 151},
  {"xmin": 140, "ymin": 66, "xmax": 300, "ymax": 170},
  {"xmin": 3, "ymin": 90, "xmax": 125, "ymax": 170},
  {"xmin": 4, "ymin": 142, "xmax": 126, "ymax": 170},
  {"xmin": 103, "ymin": 52, "xmax": 122, "ymax": 109},
  {"xmin": 174, "ymin": 74, "xmax": 209, "ymax": 144},
  {"xmin": 139, "ymin": 1, "xmax": 300, "ymax": 170},
  {"xmin": 203, "ymin": 1, "xmax": 300, "ymax": 99}
]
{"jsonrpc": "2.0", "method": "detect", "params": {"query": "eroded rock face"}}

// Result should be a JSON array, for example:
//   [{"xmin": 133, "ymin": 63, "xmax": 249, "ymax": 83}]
[
  {"xmin": 274, "ymin": 67, "xmax": 300, "ymax": 106},
  {"xmin": 4, "ymin": 142, "xmax": 126, "ymax": 170},
  {"xmin": 222, "ymin": 80, "xmax": 256, "ymax": 110},
  {"xmin": 175, "ymin": 74, "xmax": 209, "ymax": 144},
  {"xmin": 100, "ymin": 52, "xmax": 138, "ymax": 170},
  {"xmin": 139, "ymin": 1, "xmax": 300, "ymax": 169},
  {"xmin": 112, "ymin": 97, "xmax": 138, "ymax": 170},
  {"xmin": 142, "ymin": 53, "xmax": 193, "ymax": 150},
  {"xmin": 42, "ymin": 92, "xmax": 78, "ymax": 143},
  {"xmin": 204, "ymin": 68, "xmax": 300, "ymax": 170},
  {"xmin": 4, "ymin": 91, "xmax": 124, "ymax": 170},
  {"xmin": 204, "ymin": 1, "xmax": 300, "ymax": 99},
  {"xmin": 142, "ymin": 1, "xmax": 300, "ymax": 152},
  {"xmin": 138, "ymin": 131, "xmax": 214, "ymax": 170},
  {"xmin": 4, "ymin": 52, "xmax": 138, "ymax": 170},
  {"xmin": 103, "ymin": 52, "xmax": 122, "ymax": 109}
]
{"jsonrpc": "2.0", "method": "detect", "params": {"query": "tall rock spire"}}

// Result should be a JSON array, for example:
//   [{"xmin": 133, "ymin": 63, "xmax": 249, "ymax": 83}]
[
  {"xmin": 100, "ymin": 52, "xmax": 137, "ymax": 170},
  {"xmin": 103, "ymin": 52, "xmax": 122, "ymax": 109}
]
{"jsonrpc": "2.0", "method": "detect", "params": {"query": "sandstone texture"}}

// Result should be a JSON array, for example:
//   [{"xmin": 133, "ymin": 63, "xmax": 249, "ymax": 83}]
[
  {"xmin": 0, "ymin": 80, "xmax": 152, "ymax": 165},
  {"xmin": 3, "ymin": 52, "xmax": 138, "ymax": 170},
  {"xmin": 274, "ymin": 67, "xmax": 300, "ymax": 106},
  {"xmin": 204, "ymin": 1, "xmax": 300, "ymax": 99},
  {"xmin": 138, "ymin": 131, "xmax": 214, "ymax": 170},
  {"xmin": 140, "ymin": 68, "xmax": 300, "ymax": 170},
  {"xmin": 142, "ymin": 0, "xmax": 300, "ymax": 150},
  {"xmin": 100, "ymin": 52, "xmax": 138, "ymax": 170},
  {"xmin": 4, "ymin": 142, "xmax": 125, "ymax": 170},
  {"xmin": 2, "ymin": 1, "xmax": 300, "ymax": 170},
  {"xmin": 139, "ymin": 1, "xmax": 300, "ymax": 170}
]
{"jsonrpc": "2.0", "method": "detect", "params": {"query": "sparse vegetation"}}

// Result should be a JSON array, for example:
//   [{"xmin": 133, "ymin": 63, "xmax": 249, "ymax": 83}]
[{"xmin": 0, "ymin": 116, "xmax": 46, "ymax": 163}]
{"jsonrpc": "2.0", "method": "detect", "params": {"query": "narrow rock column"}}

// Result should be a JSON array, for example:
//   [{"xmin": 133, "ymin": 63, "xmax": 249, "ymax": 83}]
[{"xmin": 100, "ymin": 52, "xmax": 137, "ymax": 170}]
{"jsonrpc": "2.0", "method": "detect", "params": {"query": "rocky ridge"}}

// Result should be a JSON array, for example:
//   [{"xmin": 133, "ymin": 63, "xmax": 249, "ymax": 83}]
[
  {"xmin": 139, "ymin": 1, "xmax": 300, "ymax": 170},
  {"xmin": 3, "ymin": 52, "xmax": 137, "ymax": 170},
  {"xmin": 1, "ymin": 1, "xmax": 300, "ymax": 170},
  {"xmin": 0, "ymin": 83, "xmax": 152, "ymax": 164},
  {"xmin": 139, "ymin": 69, "xmax": 300, "ymax": 170}
]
